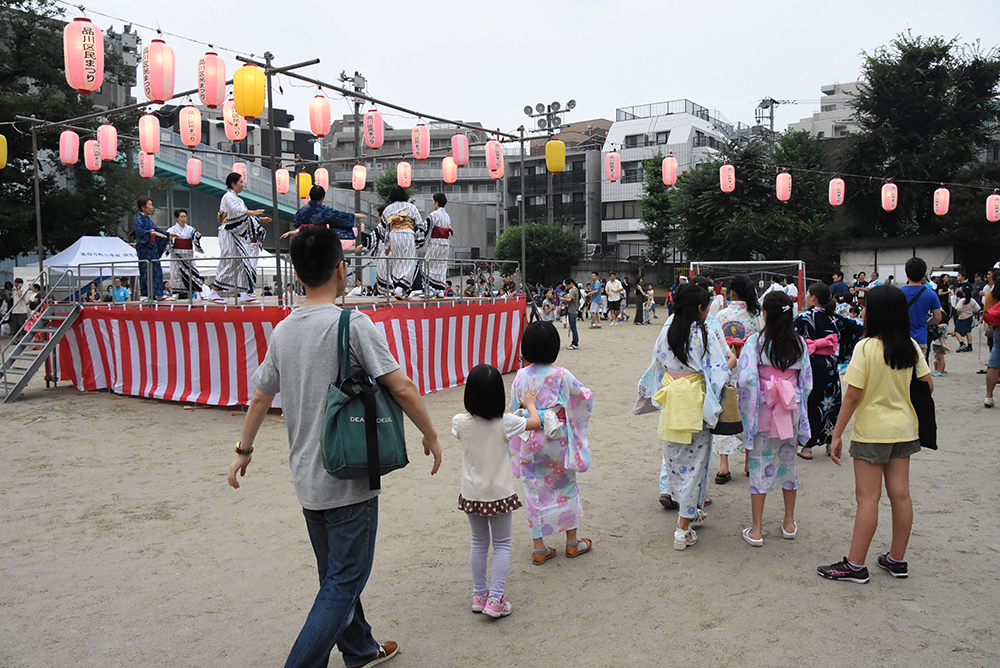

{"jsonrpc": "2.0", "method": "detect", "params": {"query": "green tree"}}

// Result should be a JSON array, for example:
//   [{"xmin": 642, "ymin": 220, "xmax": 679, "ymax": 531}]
[
  {"xmin": 837, "ymin": 32, "xmax": 1000, "ymax": 237},
  {"xmin": 494, "ymin": 222, "xmax": 584, "ymax": 285},
  {"xmin": 638, "ymin": 153, "xmax": 673, "ymax": 263},
  {"xmin": 374, "ymin": 165, "xmax": 414, "ymax": 206}
]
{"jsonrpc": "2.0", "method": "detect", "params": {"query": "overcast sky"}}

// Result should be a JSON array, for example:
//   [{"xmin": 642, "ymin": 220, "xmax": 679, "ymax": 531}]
[{"xmin": 86, "ymin": 0, "xmax": 996, "ymax": 140}]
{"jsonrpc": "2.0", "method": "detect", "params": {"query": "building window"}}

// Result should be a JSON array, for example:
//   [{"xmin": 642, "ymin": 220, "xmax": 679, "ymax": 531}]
[
  {"xmin": 656, "ymin": 131, "xmax": 669, "ymax": 144},
  {"xmin": 281, "ymin": 140, "xmax": 295, "ymax": 153},
  {"xmin": 821, "ymin": 104, "xmax": 837, "ymax": 113},
  {"xmin": 622, "ymin": 161, "xmax": 644, "ymax": 184},
  {"xmin": 527, "ymin": 196, "xmax": 545, "ymax": 206},
  {"xmin": 571, "ymin": 161, "xmax": 585, "ymax": 171},
  {"xmin": 624, "ymin": 134, "xmax": 645, "ymax": 148},
  {"xmin": 476, "ymin": 184, "xmax": 493, "ymax": 193},
  {"xmin": 572, "ymin": 191, "xmax": 585, "ymax": 202},
  {"xmin": 603, "ymin": 200, "xmax": 640, "ymax": 219},
  {"xmin": 470, "ymin": 159, "xmax": 486, "ymax": 169},
  {"xmin": 817, "ymin": 131, "xmax": 825, "ymax": 138},
  {"xmin": 341, "ymin": 141, "xmax": 354, "ymax": 153}
]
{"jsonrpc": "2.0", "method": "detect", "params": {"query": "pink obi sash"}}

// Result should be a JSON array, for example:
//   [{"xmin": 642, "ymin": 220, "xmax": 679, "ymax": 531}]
[
  {"xmin": 758, "ymin": 366, "xmax": 797, "ymax": 440},
  {"xmin": 806, "ymin": 333, "xmax": 838, "ymax": 356}
]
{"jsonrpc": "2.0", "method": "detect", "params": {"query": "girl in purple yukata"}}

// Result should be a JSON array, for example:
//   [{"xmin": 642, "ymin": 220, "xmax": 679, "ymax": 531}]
[
  {"xmin": 509, "ymin": 322, "xmax": 594, "ymax": 565},
  {"xmin": 737, "ymin": 290, "xmax": 813, "ymax": 547}
]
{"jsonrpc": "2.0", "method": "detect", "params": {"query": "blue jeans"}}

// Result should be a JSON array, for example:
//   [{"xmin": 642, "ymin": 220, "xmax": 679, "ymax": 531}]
[
  {"xmin": 136, "ymin": 246, "xmax": 163, "ymax": 299},
  {"xmin": 568, "ymin": 313, "xmax": 579, "ymax": 346},
  {"xmin": 285, "ymin": 498, "xmax": 381, "ymax": 668}
]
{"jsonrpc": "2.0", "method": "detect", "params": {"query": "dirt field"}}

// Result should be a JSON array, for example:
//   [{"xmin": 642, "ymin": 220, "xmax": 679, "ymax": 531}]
[{"xmin": 2, "ymin": 320, "xmax": 998, "ymax": 667}]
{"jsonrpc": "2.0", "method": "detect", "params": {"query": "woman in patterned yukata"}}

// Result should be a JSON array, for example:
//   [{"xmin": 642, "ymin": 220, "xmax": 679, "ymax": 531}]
[
  {"xmin": 508, "ymin": 322, "xmax": 594, "ymax": 564},
  {"xmin": 202, "ymin": 173, "xmax": 270, "ymax": 304},
  {"xmin": 166, "ymin": 209, "xmax": 203, "ymax": 298},
  {"xmin": 637, "ymin": 283, "xmax": 735, "ymax": 550},
  {"xmin": 377, "ymin": 186, "xmax": 426, "ymax": 298},
  {"xmin": 736, "ymin": 290, "xmax": 812, "ymax": 547},
  {"xmin": 793, "ymin": 282, "xmax": 864, "ymax": 460},
  {"xmin": 424, "ymin": 193, "xmax": 453, "ymax": 298}
]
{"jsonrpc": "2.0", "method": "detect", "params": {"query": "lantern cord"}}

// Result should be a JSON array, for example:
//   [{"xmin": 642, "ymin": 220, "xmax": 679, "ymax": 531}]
[{"xmin": 741, "ymin": 160, "xmax": 1000, "ymax": 193}]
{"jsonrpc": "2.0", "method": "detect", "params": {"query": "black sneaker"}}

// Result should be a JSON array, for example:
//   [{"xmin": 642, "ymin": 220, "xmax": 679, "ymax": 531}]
[
  {"xmin": 817, "ymin": 557, "xmax": 870, "ymax": 584},
  {"xmin": 876, "ymin": 553, "xmax": 908, "ymax": 578}
]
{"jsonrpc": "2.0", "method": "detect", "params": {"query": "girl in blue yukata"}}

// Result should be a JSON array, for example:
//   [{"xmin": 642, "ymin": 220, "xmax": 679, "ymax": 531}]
[{"xmin": 736, "ymin": 290, "xmax": 813, "ymax": 547}]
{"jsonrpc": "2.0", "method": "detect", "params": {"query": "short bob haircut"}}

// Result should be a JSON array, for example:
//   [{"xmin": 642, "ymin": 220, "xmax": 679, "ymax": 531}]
[
  {"xmin": 225, "ymin": 172, "xmax": 243, "ymax": 189},
  {"xmin": 433, "ymin": 193, "xmax": 447, "ymax": 207},
  {"xmin": 174, "ymin": 209, "xmax": 187, "ymax": 219},
  {"xmin": 389, "ymin": 185, "xmax": 409, "ymax": 203},
  {"xmin": 464, "ymin": 363, "xmax": 505, "ymax": 420},
  {"xmin": 309, "ymin": 185, "xmax": 326, "ymax": 202},
  {"xmin": 136, "ymin": 196, "xmax": 152, "ymax": 212},
  {"xmin": 521, "ymin": 321, "xmax": 561, "ymax": 365},
  {"xmin": 289, "ymin": 226, "xmax": 345, "ymax": 288}
]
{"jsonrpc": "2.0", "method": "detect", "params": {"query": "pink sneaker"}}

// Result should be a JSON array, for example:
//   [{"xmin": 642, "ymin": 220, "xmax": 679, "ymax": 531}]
[
  {"xmin": 471, "ymin": 593, "xmax": 488, "ymax": 613},
  {"xmin": 482, "ymin": 595, "xmax": 512, "ymax": 618}
]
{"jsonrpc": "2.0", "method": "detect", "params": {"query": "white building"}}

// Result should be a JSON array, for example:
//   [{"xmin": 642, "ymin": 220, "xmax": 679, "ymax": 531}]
[
  {"xmin": 788, "ymin": 82, "xmax": 859, "ymax": 139},
  {"xmin": 601, "ymin": 99, "xmax": 733, "ymax": 256}
]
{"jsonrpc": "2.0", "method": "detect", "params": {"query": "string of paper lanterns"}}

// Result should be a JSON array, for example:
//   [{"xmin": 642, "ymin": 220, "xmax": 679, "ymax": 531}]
[
  {"xmin": 297, "ymin": 172, "xmax": 312, "ymax": 198},
  {"xmin": 97, "ymin": 124, "xmax": 117, "ymax": 160}
]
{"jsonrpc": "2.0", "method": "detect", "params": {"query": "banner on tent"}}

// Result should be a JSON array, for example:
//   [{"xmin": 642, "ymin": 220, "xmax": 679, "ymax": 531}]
[{"xmin": 56, "ymin": 301, "xmax": 524, "ymax": 406}]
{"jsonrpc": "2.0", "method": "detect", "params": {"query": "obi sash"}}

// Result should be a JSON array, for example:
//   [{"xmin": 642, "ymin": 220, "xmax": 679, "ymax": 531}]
[
  {"xmin": 430, "ymin": 226, "xmax": 453, "ymax": 239},
  {"xmin": 758, "ymin": 366, "xmax": 797, "ymax": 440},
  {"xmin": 388, "ymin": 213, "xmax": 415, "ymax": 233},
  {"xmin": 806, "ymin": 333, "xmax": 838, "ymax": 357},
  {"xmin": 653, "ymin": 373, "xmax": 706, "ymax": 444},
  {"xmin": 173, "ymin": 238, "xmax": 193, "ymax": 250}
]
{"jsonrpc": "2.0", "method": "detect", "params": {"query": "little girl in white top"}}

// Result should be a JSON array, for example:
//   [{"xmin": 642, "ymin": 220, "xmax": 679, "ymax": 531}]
[{"xmin": 453, "ymin": 363, "xmax": 540, "ymax": 618}]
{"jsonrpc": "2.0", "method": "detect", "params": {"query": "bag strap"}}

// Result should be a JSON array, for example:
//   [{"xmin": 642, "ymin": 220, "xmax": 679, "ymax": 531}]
[
  {"xmin": 361, "ymin": 382, "xmax": 381, "ymax": 490},
  {"xmin": 907, "ymin": 286, "xmax": 927, "ymax": 309},
  {"xmin": 336, "ymin": 309, "xmax": 352, "ymax": 384}
]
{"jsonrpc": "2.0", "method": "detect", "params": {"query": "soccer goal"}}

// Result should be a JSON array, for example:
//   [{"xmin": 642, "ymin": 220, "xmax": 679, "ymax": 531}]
[{"xmin": 689, "ymin": 260, "xmax": 806, "ymax": 308}]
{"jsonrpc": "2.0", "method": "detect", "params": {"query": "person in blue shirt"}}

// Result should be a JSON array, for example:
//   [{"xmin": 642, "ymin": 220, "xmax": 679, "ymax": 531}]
[
  {"xmin": 282, "ymin": 185, "xmax": 366, "ymax": 240},
  {"xmin": 587, "ymin": 272, "xmax": 602, "ymax": 328},
  {"xmin": 899, "ymin": 257, "xmax": 943, "ymax": 357},
  {"xmin": 830, "ymin": 271, "xmax": 849, "ymax": 298},
  {"xmin": 109, "ymin": 277, "xmax": 131, "ymax": 303},
  {"xmin": 134, "ymin": 197, "xmax": 169, "ymax": 301}
]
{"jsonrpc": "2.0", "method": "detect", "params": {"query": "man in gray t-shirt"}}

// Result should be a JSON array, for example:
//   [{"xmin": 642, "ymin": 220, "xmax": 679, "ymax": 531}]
[{"xmin": 228, "ymin": 226, "xmax": 441, "ymax": 667}]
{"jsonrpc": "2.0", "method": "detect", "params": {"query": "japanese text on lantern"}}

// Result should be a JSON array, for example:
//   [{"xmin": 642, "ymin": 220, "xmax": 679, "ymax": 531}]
[{"xmin": 81, "ymin": 25, "xmax": 97, "ymax": 84}]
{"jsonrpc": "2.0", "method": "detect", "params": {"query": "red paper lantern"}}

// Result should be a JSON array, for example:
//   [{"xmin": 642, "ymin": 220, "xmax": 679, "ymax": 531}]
[
  {"xmin": 139, "ymin": 114, "xmax": 159, "ymax": 154},
  {"xmin": 84, "ymin": 139, "xmax": 101, "ymax": 171},
  {"xmin": 776, "ymin": 171, "xmax": 792, "ymax": 202},
  {"xmin": 137, "ymin": 151, "xmax": 154, "ymax": 179},
  {"xmin": 97, "ymin": 124, "xmax": 117, "ymax": 160},
  {"xmin": 829, "ymin": 177, "xmax": 845, "ymax": 206},
  {"xmin": 142, "ymin": 39, "xmax": 175, "ymax": 104},
  {"xmin": 452, "ymin": 134, "xmax": 469, "ymax": 167},
  {"xmin": 988, "ymin": 194, "xmax": 1000, "ymax": 223},
  {"xmin": 231, "ymin": 162, "xmax": 247, "ymax": 180},
  {"xmin": 309, "ymin": 96, "xmax": 330, "ymax": 137},
  {"xmin": 186, "ymin": 157, "xmax": 202, "ymax": 185},
  {"xmin": 720, "ymin": 163, "xmax": 736, "ymax": 193},
  {"xmin": 352, "ymin": 164, "xmax": 367, "ymax": 191},
  {"xmin": 605, "ymin": 150, "xmax": 621, "ymax": 182},
  {"xmin": 179, "ymin": 106, "xmax": 201, "ymax": 148},
  {"xmin": 275, "ymin": 167, "xmax": 289, "ymax": 194},
  {"xmin": 397, "ymin": 161, "xmax": 412, "ymax": 188},
  {"xmin": 881, "ymin": 182, "xmax": 898, "ymax": 212},
  {"xmin": 412, "ymin": 124, "xmax": 430, "ymax": 160},
  {"xmin": 223, "ymin": 100, "xmax": 247, "ymax": 142},
  {"xmin": 933, "ymin": 187, "xmax": 950, "ymax": 216},
  {"xmin": 59, "ymin": 130, "xmax": 79, "ymax": 165},
  {"xmin": 485, "ymin": 139, "xmax": 503, "ymax": 173},
  {"xmin": 442, "ymin": 156, "xmax": 457, "ymax": 184},
  {"xmin": 662, "ymin": 156, "xmax": 678, "ymax": 186},
  {"xmin": 63, "ymin": 17, "xmax": 104, "ymax": 95},
  {"xmin": 364, "ymin": 110, "xmax": 383, "ymax": 149},
  {"xmin": 197, "ymin": 52, "xmax": 225, "ymax": 108},
  {"xmin": 314, "ymin": 167, "xmax": 329, "ymax": 191}
]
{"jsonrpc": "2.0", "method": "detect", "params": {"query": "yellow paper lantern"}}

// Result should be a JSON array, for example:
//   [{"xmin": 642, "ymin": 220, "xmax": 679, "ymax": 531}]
[
  {"xmin": 545, "ymin": 139, "xmax": 565, "ymax": 173},
  {"xmin": 233, "ymin": 63, "xmax": 265, "ymax": 120},
  {"xmin": 0, "ymin": 134, "xmax": 7, "ymax": 169},
  {"xmin": 297, "ymin": 171, "xmax": 312, "ymax": 199}
]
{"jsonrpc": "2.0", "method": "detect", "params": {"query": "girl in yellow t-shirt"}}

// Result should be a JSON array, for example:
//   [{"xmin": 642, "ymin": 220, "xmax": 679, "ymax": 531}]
[{"xmin": 818, "ymin": 286, "xmax": 932, "ymax": 584}]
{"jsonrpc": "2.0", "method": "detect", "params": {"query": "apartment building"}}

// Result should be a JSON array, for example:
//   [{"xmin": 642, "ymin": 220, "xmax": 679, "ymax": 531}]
[{"xmin": 788, "ymin": 82, "xmax": 859, "ymax": 138}]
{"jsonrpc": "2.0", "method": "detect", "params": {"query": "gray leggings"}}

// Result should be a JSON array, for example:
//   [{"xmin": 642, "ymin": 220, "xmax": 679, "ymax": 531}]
[{"xmin": 468, "ymin": 512, "xmax": 512, "ymax": 598}]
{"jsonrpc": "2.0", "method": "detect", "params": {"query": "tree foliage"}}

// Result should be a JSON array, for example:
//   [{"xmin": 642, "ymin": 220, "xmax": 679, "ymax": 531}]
[
  {"xmin": 374, "ymin": 165, "xmax": 414, "ymax": 206},
  {"xmin": 494, "ymin": 222, "xmax": 584, "ymax": 285}
]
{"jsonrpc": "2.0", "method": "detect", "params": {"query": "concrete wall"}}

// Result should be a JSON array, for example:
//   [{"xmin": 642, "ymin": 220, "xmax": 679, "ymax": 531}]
[{"xmin": 842, "ymin": 245, "xmax": 955, "ymax": 284}]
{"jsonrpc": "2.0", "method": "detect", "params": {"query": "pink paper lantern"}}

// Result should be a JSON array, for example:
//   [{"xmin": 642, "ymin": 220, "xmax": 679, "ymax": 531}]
[
  {"xmin": 364, "ymin": 109, "xmax": 383, "ymax": 149},
  {"xmin": 720, "ymin": 163, "xmax": 736, "ymax": 193},
  {"xmin": 137, "ymin": 151, "xmax": 154, "ymax": 179},
  {"xmin": 352, "ymin": 164, "xmax": 367, "ymax": 191},
  {"xmin": 231, "ymin": 162, "xmax": 247, "ymax": 179},
  {"xmin": 452, "ymin": 134, "xmax": 470, "ymax": 167},
  {"xmin": 490, "ymin": 162, "xmax": 504, "ymax": 180},
  {"xmin": 987, "ymin": 194, "xmax": 1000, "ymax": 223},
  {"xmin": 881, "ymin": 182, "xmax": 898, "ymax": 212},
  {"xmin": 142, "ymin": 39, "xmax": 175, "ymax": 104},
  {"xmin": 662, "ymin": 156, "xmax": 678, "ymax": 186},
  {"xmin": 197, "ymin": 52, "xmax": 225, "ymax": 109},
  {"xmin": 309, "ymin": 95, "xmax": 330, "ymax": 137},
  {"xmin": 605, "ymin": 150, "xmax": 621, "ymax": 182},
  {"xmin": 442, "ymin": 156, "xmax": 457, "ymax": 184},
  {"xmin": 59, "ymin": 130, "xmax": 79, "ymax": 165},
  {"xmin": 314, "ymin": 167, "xmax": 329, "ymax": 191},
  {"xmin": 139, "ymin": 114, "xmax": 159, "ymax": 154},
  {"xmin": 186, "ymin": 157, "xmax": 202, "ymax": 185},
  {"xmin": 223, "ymin": 100, "xmax": 247, "ymax": 142},
  {"xmin": 84, "ymin": 139, "xmax": 101, "ymax": 171},
  {"xmin": 412, "ymin": 124, "xmax": 430, "ymax": 160},
  {"xmin": 933, "ymin": 187, "xmax": 950, "ymax": 216},
  {"xmin": 776, "ymin": 171, "xmax": 792, "ymax": 202},
  {"xmin": 96, "ymin": 124, "xmax": 117, "ymax": 160},
  {"xmin": 829, "ymin": 177, "xmax": 845, "ymax": 206},
  {"xmin": 275, "ymin": 167, "xmax": 289, "ymax": 194},
  {"xmin": 179, "ymin": 106, "xmax": 201, "ymax": 148},
  {"xmin": 485, "ymin": 139, "xmax": 503, "ymax": 172},
  {"xmin": 63, "ymin": 17, "xmax": 104, "ymax": 95},
  {"xmin": 397, "ymin": 161, "xmax": 412, "ymax": 188}
]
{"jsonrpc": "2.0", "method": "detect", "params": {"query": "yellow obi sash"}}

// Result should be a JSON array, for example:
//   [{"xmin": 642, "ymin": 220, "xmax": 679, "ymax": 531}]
[{"xmin": 653, "ymin": 373, "xmax": 706, "ymax": 444}]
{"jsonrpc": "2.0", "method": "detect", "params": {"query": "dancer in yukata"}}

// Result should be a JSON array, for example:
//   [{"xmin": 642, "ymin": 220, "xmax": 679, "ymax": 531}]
[
  {"xmin": 378, "ymin": 186, "xmax": 426, "ymax": 298},
  {"xmin": 202, "ymin": 172, "xmax": 271, "ymax": 304},
  {"xmin": 133, "ymin": 196, "xmax": 169, "ymax": 302},
  {"xmin": 166, "ymin": 209, "xmax": 203, "ymax": 299},
  {"xmin": 424, "ymin": 193, "xmax": 453, "ymax": 298},
  {"xmin": 281, "ymin": 185, "xmax": 366, "ymax": 241}
]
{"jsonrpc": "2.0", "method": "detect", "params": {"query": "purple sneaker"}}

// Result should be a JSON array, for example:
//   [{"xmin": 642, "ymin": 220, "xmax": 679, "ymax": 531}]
[
  {"xmin": 482, "ymin": 595, "xmax": 512, "ymax": 618},
  {"xmin": 471, "ymin": 593, "xmax": 488, "ymax": 613},
  {"xmin": 817, "ymin": 557, "xmax": 870, "ymax": 584}
]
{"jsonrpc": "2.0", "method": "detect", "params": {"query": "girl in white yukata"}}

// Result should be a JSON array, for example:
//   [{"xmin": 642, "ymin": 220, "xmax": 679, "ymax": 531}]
[
  {"xmin": 736, "ymin": 290, "xmax": 813, "ymax": 547},
  {"xmin": 637, "ymin": 283, "xmax": 735, "ymax": 550},
  {"xmin": 166, "ymin": 209, "xmax": 203, "ymax": 297},
  {"xmin": 509, "ymin": 322, "xmax": 594, "ymax": 564},
  {"xmin": 379, "ymin": 186, "xmax": 426, "ymax": 298}
]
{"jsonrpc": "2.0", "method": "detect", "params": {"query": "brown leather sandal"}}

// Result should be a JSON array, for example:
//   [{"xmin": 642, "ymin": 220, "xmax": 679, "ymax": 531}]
[
  {"xmin": 565, "ymin": 538, "xmax": 593, "ymax": 558},
  {"xmin": 532, "ymin": 547, "xmax": 557, "ymax": 565}
]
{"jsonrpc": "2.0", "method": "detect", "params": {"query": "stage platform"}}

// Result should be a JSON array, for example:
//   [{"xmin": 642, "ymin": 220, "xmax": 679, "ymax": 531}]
[{"xmin": 55, "ymin": 298, "xmax": 525, "ymax": 407}]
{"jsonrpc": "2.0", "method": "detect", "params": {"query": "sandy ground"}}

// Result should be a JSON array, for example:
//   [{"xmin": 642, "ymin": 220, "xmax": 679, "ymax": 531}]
[{"xmin": 2, "ymin": 318, "xmax": 999, "ymax": 668}]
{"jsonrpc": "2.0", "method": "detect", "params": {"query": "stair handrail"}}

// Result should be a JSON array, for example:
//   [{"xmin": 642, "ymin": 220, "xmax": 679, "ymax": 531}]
[{"xmin": 1, "ymin": 269, "xmax": 76, "ymax": 379}]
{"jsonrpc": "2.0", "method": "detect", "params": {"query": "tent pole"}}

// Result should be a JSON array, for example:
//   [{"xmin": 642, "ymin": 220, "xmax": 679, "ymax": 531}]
[{"xmin": 32, "ymin": 126, "xmax": 43, "ymax": 275}]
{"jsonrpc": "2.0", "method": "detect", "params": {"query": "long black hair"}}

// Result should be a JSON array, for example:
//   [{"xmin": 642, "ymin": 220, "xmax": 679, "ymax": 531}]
[
  {"xmin": 667, "ymin": 283, "xmax": 710, "ymax": 366},
  {"xmin": 389, "ymin": 185, "xmax": 409, "ymax": 203},
  {"xmin": 727, "ymin": 275, "xmax": 760, "ymax": 316},
  {"xmin": 863, "ymin": 285, "xmax": 919, "ymax": 369},
  {"xmin": 807, "ymin": 282, "xmax": 835, "ymax": 315},
  {"xmin": 760, "ymin": 290, "xmax": 803, "ymax": 371}
]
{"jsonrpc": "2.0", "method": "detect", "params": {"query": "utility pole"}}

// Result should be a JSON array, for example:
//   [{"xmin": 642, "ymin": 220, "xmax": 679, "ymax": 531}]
[
  {"xmin": 264, "ymin": 51, "xmax": 283, "ymax": 298},
  {"xmin": 341, "ymin": 71, "xmax": 366, "ymax": 282}
]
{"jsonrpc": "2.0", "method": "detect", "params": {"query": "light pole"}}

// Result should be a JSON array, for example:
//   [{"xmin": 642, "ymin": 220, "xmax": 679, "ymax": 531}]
[{"xmin": 522, "ymin": 100, "xmax": 576, "ymax": 225}]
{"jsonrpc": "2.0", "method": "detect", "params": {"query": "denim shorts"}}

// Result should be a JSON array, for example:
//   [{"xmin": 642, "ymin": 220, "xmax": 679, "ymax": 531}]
[
  {"xmin": 849, "ymin": 439, "xmax": 920, "ymax": 464},
  {"xmin": 989, "ymin": 330, "xmax": 1000, "ymax": 369}
]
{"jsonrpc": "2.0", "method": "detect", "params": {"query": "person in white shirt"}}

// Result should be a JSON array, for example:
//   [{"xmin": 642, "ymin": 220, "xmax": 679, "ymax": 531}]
[
  {"xmin": 762, "ymin": 275, "xmax": 783, "ymax": 298},
  {"xmin": 347, "ymin": 279, "xmax": 364, "ymax": 297},
  {"xmin": 605, "ymin": 272, "xmax": 624, "ymax": 325},
  {"xmin": 783, "ymin": 275, "xmax": 799, "ymax": 302}
]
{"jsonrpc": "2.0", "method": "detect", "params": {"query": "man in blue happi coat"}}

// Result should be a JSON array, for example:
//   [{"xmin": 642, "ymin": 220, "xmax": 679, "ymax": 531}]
[{"xmin": 282, "ymin": 185, "xmax": 366, "ymax": 241}]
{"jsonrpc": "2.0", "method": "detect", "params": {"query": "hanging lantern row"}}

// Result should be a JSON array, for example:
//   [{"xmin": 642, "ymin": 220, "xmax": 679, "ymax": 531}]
[
  {"xmin": 298, "ymin": 172, "xmax": 312, "ymax": 199},
  {"xmin": 139, "ymin": 114, "xmax": 159, "ymax": 154},
  {"xmin": 275, "ymin": 167, "xmax": 289, "ymax": 194},
  {"xmin": 142, "ymin": 39, "xmax": 175, "ymax": 104},
  {"xmin": 0, "ymin": 135, "xmax": 7, "ymax": 170},
  {"xmin": 352, "ymin": 164, "xmax": 367, "ymax": 191},
  {"xmin": 412, "ymin": 124, "xmax": 430, "ymax": 161},
  {"xmin": 662, "ymin": 156, "xmax": 678, "ymax": 186},
  {"xmin": 485, "ymin": 139, "xmax": 504, "ymax": 181},
  {"xmin": 989, "ymin": 194, "xmax": 1000, "ymax": 223},
  {"xmin": 364, "ymin": 110, "xmax": 383, "ymax": 149},
  {"xmin": 224, "ymin": 100, "xmax": 247, "ymax": 142},
  {"xmin": 233, "ymin": 63, "xmax": 265, "ymax": 120},
  {"xmin": 63, "ymin": 18, "xmax": 104, "ymax": 95},
  {"xmin": 198, "ymin": 52, "xmax": 225, "ymax": 108},
  {"xmin": 84, "ymin": 139, "xmax": 101, "ymax": 171},
  {"xmin": 232, "ymin": 161, "xmax": 247, "ymax": 179},
  {"xmin": 452, "ymin": 134, "xmax": 469, "ymax": 167},
  {"xmin": 881, "ymin": 182, "xmax": 898, "ymax": 211},
  {"xmin": 309, "ymin": 95, "xmax": 330, "ymax": 137},
  {"xmin": 397, "ymin": 161, "xmax": 412, "ymax": 187},
  {"xmin": 933, "ymin": 187, "xmax": 950, "ymax": 217},
  {"xmin": 187, "ymin": 157, "xmax": 202, "ymax": 185},
  {"xmin": 314, "ymin": 166, "xmax": 329, "ymax": 191},
  {"xmin": 546, "ymin": 139, "xmax": 565, "ymax": 173},
  {"xmin": 776, "ymin": 171, "xmax": 792, "ymax": 202},
  {"xmin": 442, "ymin": 156, "xmax": 457, "ymax": 184},
  {"xmin": 60, "ymin": 130, "xmax": 79, "ymax": 164},
  {"xmin": 605, "ymin": 150, "xmax": 620, "ymax": 182},
  {"xmin": 138, "ymin": 151, "xmax": 155, "ymax": 179},
  {"xmin": 829, "ymin": 176, "xmax": 845, "ymax": 207},
  {"xmin": 97, "ymin": 124, "xmax": 117, "ymax": 160},
  {"xmin": 179, "ymin": 106, "xmax": 201, "ymax": 148},
  {"xmin": 720, "ymin": 163, "xmax": 736, "ymax": 193}
]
